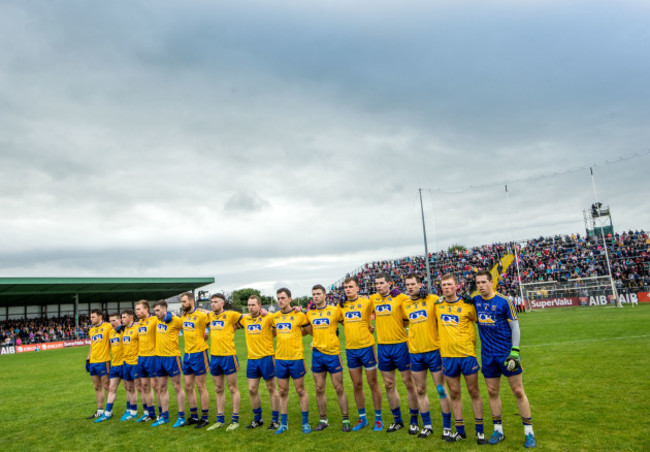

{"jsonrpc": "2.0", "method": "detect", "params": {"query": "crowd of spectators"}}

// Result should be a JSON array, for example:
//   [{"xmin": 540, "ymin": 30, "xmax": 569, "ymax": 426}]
[
  {"xmin": 327, "ymin": 229, "xmax": 649, "ymax": 303},
  {"xmin": 0, "ymin": 315, "xmax": 91, "ymax": 346}
]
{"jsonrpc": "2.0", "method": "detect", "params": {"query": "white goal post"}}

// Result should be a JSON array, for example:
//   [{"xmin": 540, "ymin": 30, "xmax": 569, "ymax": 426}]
[{"xmin": 521, "ymin": 276, "xmax": 622, "ymax": 310}]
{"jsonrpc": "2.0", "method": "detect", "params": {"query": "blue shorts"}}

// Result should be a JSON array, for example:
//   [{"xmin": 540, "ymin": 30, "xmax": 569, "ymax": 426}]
[
  {"xmin": 378, "ymin": 342, "xmax": 411, "ymax": 372},
  {"xmin": 210, "ymin": 355, "xmax": 239, "ymax": 376},
  {"xmin": 136, "ymin": 356, "xmax": 157, "ymax": 379},
  {"xmin": 247, "ymin": 355, "xmax": 276, "ymax": 381},
  {"xmin": 109, "ymin": 364, "xmax": 123, "ymax": 379},
  {"xmin": 312, "ymin": 348, "xmax": 343, "ymax": 374},
  {"xmin": 442, "ymin": 356, "xmax": 480, "ymax": 378},
  {"xmin": 155, "ymin": 356, "xmax": 183, "ymax": 378},
  {"xmin": 183, "ymin": 351, "xmax": 210, "ymax": 376},
  {"xmin": 89, "ymin": 361, "xmax": 110, "ymax": 377},
  {"xmin": 481, "ymin": 353, "xmax": 523, "ymax": 378},
  {"xmin": 275, "ymin": 359, "xmax": 307, "ymax": 380},
  {"xmin": 410, "ymin": 350, "xmax": 442, "ymax": 373},
  {"xmin": 346, "ymin": 346, "xmax": 377, "ymax": 370},
  {"xmin": 123, "ymin": 363, "xmax": 139, "ymax": 382}
]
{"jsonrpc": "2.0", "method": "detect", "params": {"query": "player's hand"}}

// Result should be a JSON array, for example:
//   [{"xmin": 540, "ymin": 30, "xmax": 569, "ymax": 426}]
[
  {"xmin": 164, "ymin": 312, "xmax": 172, "ymax": 323},
  {"xmin": 85, "ymin": 359, "xmax": 90, "ymax": 373},
  {"xmin": 504, "ymin": 347, "xmax": 521, "ymax": 371},
  {"xmin": 368, "ymin": 324, "xmax": 375, "ymax": 334},
  {"xmin": 419, "ymin": 287, "xmax": 428, "ymax": 299},
  {"xmin": 293, "ymin": 306, "xmax": 302, "ymax": 313},
  {"xmin": 390, "ymin": 287, "xmax": 401, "ymax": 297},
  {"xmin": 260, "ymin": 308, "xmax": 268, "ymax": 317}
]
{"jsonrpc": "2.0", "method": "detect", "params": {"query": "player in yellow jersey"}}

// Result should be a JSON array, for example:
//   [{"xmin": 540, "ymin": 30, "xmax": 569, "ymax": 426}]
[
  {"xmin": 179, "ymin": 292, "xmax": 211, "ymax": 429},
  {"xmin": 94, "ymin": 313, "xmax": 125, "ymax": 423},
  {"xmin": 134, "ymin": 300, "xmax": 159, "ymax": 422},
  {"xmin": 206, "ymin": 293, "xmax": 243, "ymax": 432},
  {"xmin": 271, "ymin": 287, "xmax": 311, "ymax": 435},
  {"xmin": 151, "ymin": 300, "xmax": 186, "ymax": 428},
  {"xmin": 239, "ymin": 294, "xmax": 280, "ymax": 430},
  {"xmin": 304, "ymin": 284, "xmax": 350, "ymax": 432},
  {"xmin": 86, "ymin": 309, "xmax": 112, "ymax": 420},
  {"xmin": 339, "ymin": 277, "xmax": 383, "ymax": 432},
  {"xmin": 119, "ymin": 309, "xmax": 140, "ymax": 421},
  {"xmin": 370, "ymin": 272, "xmax": 420, "ymax": 434},
  {"xmin": 401, "ymin": 274, "xmax": 452, "ymax": 440},
  {"xmin": 434, "ymin": 273, "xmax": 486, "ymax": 444}
]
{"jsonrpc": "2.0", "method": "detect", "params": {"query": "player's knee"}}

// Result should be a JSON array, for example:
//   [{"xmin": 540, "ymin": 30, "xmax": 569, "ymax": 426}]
[
  {"xmin": 436, "ymin": 384, "xmax": 447, "ymax": 399},
  {"xmin": 416, "ymin": 385, "xmax": 426, "ymax": 397},
  {"xmin": 279, "ymin": 388, "xmax": 289, "ymax": 398},
  {"xmin": 512, "ymin": 386, "xmax": 526, "ymax": 400},
  {"xmin": 487, "ymin": 386, "xmax": 499, "ymax": 398},
  {"xmin": 468, "ymin": 386, "xmax": 481, "ymax": 399}
]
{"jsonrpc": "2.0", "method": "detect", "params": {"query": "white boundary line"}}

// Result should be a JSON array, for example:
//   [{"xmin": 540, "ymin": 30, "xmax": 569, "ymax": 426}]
[{"xmin": 526, "ymin": 334, "xmax": 650, "ymax": 348}]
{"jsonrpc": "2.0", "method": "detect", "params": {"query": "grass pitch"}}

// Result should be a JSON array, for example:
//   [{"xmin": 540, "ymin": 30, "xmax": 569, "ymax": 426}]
[{"xmin": 1, "ymin": 304, "xmax": 649, "ymax": 451}]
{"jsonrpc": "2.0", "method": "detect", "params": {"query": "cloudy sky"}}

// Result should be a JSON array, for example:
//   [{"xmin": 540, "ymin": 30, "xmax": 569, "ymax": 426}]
[{"xmin": 1, "ymin": 0, "xmax": 648, "ymax": 297}]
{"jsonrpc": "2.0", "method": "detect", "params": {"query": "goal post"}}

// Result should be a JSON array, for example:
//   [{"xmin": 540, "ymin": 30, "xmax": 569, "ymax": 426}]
[{"xmin": 521, "ymin": 276, "xmax": 622, "ymax": 310}]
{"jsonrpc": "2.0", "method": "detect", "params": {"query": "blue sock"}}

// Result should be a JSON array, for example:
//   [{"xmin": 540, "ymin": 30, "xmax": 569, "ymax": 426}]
[
  {"xmin": 253, "ymin": 408, "xmax": 262, "ymax": 422},
  {"xmin": 105, "ymin": 402, "xmax": 114, "ymax": 413},
  {"xmin": 158, "ymin": 406, "xmax": 163, "ymax": 416},
  {"xmin": 301, "ymin": 411, "xmax": 309, "ymax": 424},
  {"xmin": 217, "ymin": 413, "xmax": 225, "ymax": 423},
  {"xmin": 232, "ymin": 413, "xmax": 239, "ymax": 423},
  {"xmin": 178, "ymin": 411, "xmax": 185, "ymax": 419},
  {"xmin": 358, "ymin": 408, "xmax": 367, "ymax": 420},
  {"xmin": 456, "ymin": 419, "xmax": 465, "ymax": 435},
  {"xmin": 272, "ymin": 410, "xmax": 279, "ymax": 423},
  {"xmin": 391, "ymin": 407, "xmax": 402, "ymax": 424},
  {"xmin": 163, "ymin": 411, "xmax": 169, "ymax": 420},
  {"xmin": 201, "ymin": 409, "xmax": 209, "ymax": 421},
  {"xmin": 143, "ymin": 403, "xmax": 148, "ymax": 415},
  {"xmin": 190, "ymin": 408, "xmax": 198, "ymax": 419},
  {"xmin": 374, "ymin": 409, "xmax": 381, "ymax": 422},
  {"xmin": 125, "ymin": 402, "xmax": 131, "ymax": 412},
  {"xmin": 281, "ymin": 414, "xmax": 288, "ymax": 426},
  {"xmin": 421, "ymin": 411, "xmax": 431, "ymax": 427},
  {"xmin": 475, "ymin": 418, "xmax": 484, "ymax": 434},
  {"xmin": 442, "ymin": 412, "xmax": 452, "ymax": 429},
  {"xmin": 148, "ymin": 406, "xmax": 156, "ymax": 417},
  {"xmin": 409, "ymin": 408, "xmax": 419, "ymax": 425}
]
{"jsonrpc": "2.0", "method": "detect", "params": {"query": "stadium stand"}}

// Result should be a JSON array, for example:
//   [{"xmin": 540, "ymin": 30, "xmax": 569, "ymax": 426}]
[
  {"xmin": 328, "ymin": 230, "xmax": 649, "ymax": 302},
  {"xmin": 1, "ymin": 315, "xmax": 91, "ymax": 346}
]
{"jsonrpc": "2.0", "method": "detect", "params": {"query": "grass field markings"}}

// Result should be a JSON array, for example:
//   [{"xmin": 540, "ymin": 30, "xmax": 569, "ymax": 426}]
[{"xmin": 526, "ymin": 333, "xmax": 650, "ymax": 348}]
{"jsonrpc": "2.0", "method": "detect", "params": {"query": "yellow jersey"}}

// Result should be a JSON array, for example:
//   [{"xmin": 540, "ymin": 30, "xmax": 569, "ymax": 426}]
[
  {"xmin": 181, "ymin": 309, "xmax": 209, "ymax": 354},
  {"xmin": 109, "ymin": 328, "xmax": 124, "ymax": 366},
  {"xmin": 306, "ymin": 305, "xmax": 342, "ymax": 355},
  {"xmin": 89, "ymin": 322, "xmax": 112, "ymax": 363},
  {"xmin": 155, "ymin": 316, "xmax": 183, "ymax": 357},
  {"xmin": 272, "ymin": 310, "xmax": 309, "ymax": 360},
  {"xmin": 369, "ymin": 292, "xmax": 408, "ymax": 344},
  {"xmin": 208, "ymin": 310, "xmax": 242, "ymax": 356},
  {"xmin": 121, "ymin": 322, "xmax": 139, "ymax": 365},
  {"xmin": 434, "ymin": 297, "xmax": 478, "ymax": 358},
  {"xmin": 401, "ymin": 294, "xmax": 440, "ymax": 354},
  {"xmin": 339, "ymin": 297, "xmax": 375, "ymax": 350},
  {"xmin": 239, "ymin": 314, "xmax": 275, "ymax": 360},
  {"xmin": 137, "ymin": 315, "xmax": 158, "ymax": 357}
]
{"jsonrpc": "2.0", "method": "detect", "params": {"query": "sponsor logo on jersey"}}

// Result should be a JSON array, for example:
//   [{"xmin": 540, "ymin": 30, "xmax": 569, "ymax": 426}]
[
  {"xmin": 110, "ymin": 337, "xmax": 120, "ymax": 345},
  {"xmin": 138, "ymin": 327, "xmax": 147, "ymax": 334},
  {"xmin": 478, "ymin": 313, "xmax": 496, "ymax": 324},
  {"xmin": 211, "ymin": 320, "xmax": 225, "ymax": 329},
  {"xmin": 123, "ymin": 336, "xmax": 131, "ymax": 344},
  {"xmin": 92, "ymin": 334, "xmax": 104, "ymax": 341},
  {"xmin": 344, "ymin": 311, "xmax": 362, "ymax": 320},
  {"xmin": 376, "ymin": 304, "xmax": 392, "ymax": 314},
  {"xmin": 276, "ymin": 322, "xmax": 292, "ymax": 331},
  {"xmin": 312, "ymin": 318, "xmax": 330, "ymax": 327},
  {"xmin": 440, "ymin": 314, "xmax": 459, "ymax": 326},
  {"xmin": 247, "ymin": 324, "xmax": 262, "ymax": 332},
  {"xmin": 157, "ymin": 323, "xmax": 168, "ymax": 332},
  {"xmin": 183, "ymin": 321, "xmax": 195, "ymax": 330},
  {"xmin": 408, "ymin": 309, "xmax": 427, "ymax": 320}
]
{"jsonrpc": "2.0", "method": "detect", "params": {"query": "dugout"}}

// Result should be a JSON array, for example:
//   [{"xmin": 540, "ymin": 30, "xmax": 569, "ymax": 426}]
[{"xmin": 0, "ymin": 277, "xmax": 215, "ymax": 326}]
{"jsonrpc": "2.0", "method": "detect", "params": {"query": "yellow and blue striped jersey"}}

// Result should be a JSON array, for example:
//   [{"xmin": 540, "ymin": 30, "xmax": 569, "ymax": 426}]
[
  {"xmin": 181, "ymin": 309, "xmax": 209, "ymax": 354},
  {"xmin": 109, "ymin": 328, "xmax": 124, "ymax": 366},
  {"xmin": 401, "ymin": 294, "xmax": 440, "ymax": 354},
  {"xmin": 272, "ymin": 310, "xmax": 309, "ymax": 360},
  {"xmin": 137, "ymin": 315, "xmax": 158, "ymax": 357},
  {"xmin": 306, "ymin": 305, "xmax": 342, "ymax": 355},
  {"xmin": 240, "ymin": 314, "xmax": 275, "ymax": 360},
  {"xmin": 89, "ymin": 322, "xmax": 112, "ymax": 363},
  {"xmin": 121, "ymin": 322, "xmax": 139, "ymax": 365},
  {"xmin": 208, "ymin": 311, "xmax": 243, "ymax": 356},
  {"xmin": 369, "ymin": 292, "xmax": 408, "ymax": 344},
  {"xmin": 434, "ymin": 297, "xmax": 478, "ymax": 358},
  {"xmin": 155, "ymin": 316, "xmax": 183, "ymax": 357},
  {"xmin": 339, "ymin": 297, "xmax": 375, "ymax": 350}
]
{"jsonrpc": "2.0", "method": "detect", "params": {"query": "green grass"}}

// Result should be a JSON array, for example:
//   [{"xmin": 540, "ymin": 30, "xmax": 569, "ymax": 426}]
[{"xmin": 1, "ymin": 305, "xmax": 649, "ymax": 451}]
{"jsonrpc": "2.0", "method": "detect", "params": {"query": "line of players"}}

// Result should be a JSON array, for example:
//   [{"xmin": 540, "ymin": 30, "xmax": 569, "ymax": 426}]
[{"xmin": 86, "ymin": 270, "xmax": 536, "ymax": 448}]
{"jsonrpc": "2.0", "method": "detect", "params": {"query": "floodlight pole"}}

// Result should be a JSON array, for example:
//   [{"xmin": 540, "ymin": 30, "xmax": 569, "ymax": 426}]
[
  {"xmin": 74, "ymin": 293, "xmax": 79, "ymax": 328},
  {"xmin": 419, "ymin": 188, "xmax": 433, "ymax": 293},
  {"xmin": 590, "ymin": 167, "xmax": 620, "ymax": 307},
  {"xmin": 505, "ymin": 185, "xmax": 526, "ymax": 310}
]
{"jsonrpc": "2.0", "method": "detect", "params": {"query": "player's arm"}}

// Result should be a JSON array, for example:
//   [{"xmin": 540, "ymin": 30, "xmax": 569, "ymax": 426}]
[
  {"xmin": 302, "ymin": 323, "xmax": 313, "ymax": 336},
  {"xmin": 505, "ymin": 319, "xmax": 522, "ymax": 371},
  {"xmin": 86, "ymin": 346, "xmax": 91, "ymax": 372}
]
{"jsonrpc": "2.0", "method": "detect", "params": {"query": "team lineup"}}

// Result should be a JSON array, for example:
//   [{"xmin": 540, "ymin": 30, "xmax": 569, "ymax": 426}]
[{"xmin": 85, "ymin": 271, "xmax": 536, "ymax": 448}]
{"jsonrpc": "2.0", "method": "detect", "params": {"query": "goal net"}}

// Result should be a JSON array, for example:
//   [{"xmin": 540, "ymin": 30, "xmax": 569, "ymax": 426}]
[{"xmin": 521, "ymin": 276, "xmax": 620, "ymax": 310}]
